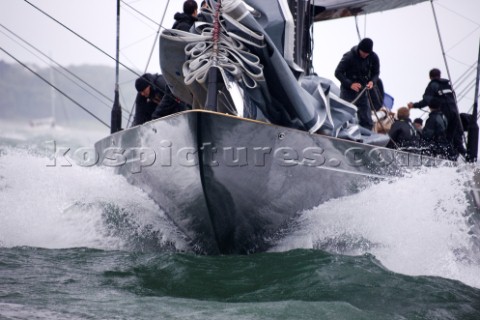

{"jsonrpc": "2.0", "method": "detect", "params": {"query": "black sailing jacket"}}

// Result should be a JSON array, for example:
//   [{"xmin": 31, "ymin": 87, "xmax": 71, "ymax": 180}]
[
  {"xmin": 387, "ymin": 119, "xmax": 420, "ymax": 149},
  {"xmin": 132, "ymin": 74, "xmax": 166, "ymax": 126},
  {"xmin": 172, "ymin": 13, "xmax": 197, "ymax": 32},
  {"xmin": 334, "ymin": 45, "xmax": 380, "ymax": 91},
  {"xmin": 412, "ymin": 78, "xmax": 456, "ymax": 112}
]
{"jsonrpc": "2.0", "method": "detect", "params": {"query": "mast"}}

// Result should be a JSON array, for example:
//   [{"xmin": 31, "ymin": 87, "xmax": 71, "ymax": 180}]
[
  {"xmin": 430, "ymin": 0, "xmax": 452, "ymax": 83},
  {"xmin": 289, "ymin": 0, "xmax": 323, "ymax": 75},
  {"xmin": 205, "ymin": 0, "xmax": 222, "ymax": 111},
  {"xmin": 473, "ymin": 39, "xmax": 479, "ymax": 123},
  {"xmin": 466, "ymin": 38, "xmax": 480, "ymax": 162},
  {"xmin": 111, "ymin": 0, "xmax": 122, "ymax": 134}
]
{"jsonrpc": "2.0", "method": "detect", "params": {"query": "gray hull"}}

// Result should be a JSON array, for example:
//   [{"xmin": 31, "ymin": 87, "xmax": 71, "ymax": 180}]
[{"xmin": 95, "ymin": 110, "xmax": 458, "ymax": 254}]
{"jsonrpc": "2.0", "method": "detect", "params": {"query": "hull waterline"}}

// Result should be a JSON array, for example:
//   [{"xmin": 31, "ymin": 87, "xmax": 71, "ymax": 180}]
[{"xmin": 95, "ymin": 110, "xmax": 474, "ymax": 254}]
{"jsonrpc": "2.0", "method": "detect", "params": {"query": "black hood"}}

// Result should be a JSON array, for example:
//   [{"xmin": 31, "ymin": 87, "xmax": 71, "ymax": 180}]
[{"xmin": 174, "ymin": 12, "xmax": 189, "ymax": 21}]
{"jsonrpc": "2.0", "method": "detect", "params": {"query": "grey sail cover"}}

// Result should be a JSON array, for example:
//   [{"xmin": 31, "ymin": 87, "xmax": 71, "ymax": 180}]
[{"xmin": 159, "ymin": 0, "xmax": 366, "ymax": 136}]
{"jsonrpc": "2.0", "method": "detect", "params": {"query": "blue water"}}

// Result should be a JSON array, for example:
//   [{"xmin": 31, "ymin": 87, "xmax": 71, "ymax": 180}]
[{"xmin": 1, "ymin": 121, "xmax": 480, "ymax": 319}]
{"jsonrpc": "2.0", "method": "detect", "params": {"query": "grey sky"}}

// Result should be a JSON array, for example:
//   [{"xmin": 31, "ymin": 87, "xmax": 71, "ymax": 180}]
[{"xmin": 1, "ymin": 0, "xmax": 479, "ymax": 120}]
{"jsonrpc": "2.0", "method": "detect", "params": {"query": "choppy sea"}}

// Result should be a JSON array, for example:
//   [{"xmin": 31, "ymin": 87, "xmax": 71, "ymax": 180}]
[{"xmin": 1, "ymin": 120, "xmax": 480, "ymax": 320}]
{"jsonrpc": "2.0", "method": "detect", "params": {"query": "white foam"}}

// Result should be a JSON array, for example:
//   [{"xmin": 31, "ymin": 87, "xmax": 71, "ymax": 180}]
[
  {"xmin": 272, "ymin": 165, "xmax": 480, "ymax": 289},
  {"xmin": 0, "ymin": 119, "xmax": 107, "ymax": 148},
  {"xmin": 0, "ymin": 147, "xmax": 188, "ymax": 252}
]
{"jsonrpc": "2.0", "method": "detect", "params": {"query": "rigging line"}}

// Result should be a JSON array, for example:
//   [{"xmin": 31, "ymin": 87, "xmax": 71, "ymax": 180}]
[
  {"xmin": 455, "ymin": 72, "xmax": 477, "ymax": 98},
  {"xmin": 0, "ymin": 47, "xmax": 110, "ymax": 128},
  {"xmin": 309, "ymin": 1, "xmax": 315, "ymax": 75},
  {"xmin": 143, "ymin": 0, "xmax": 170, "ymax": 73},
  {"xmin": 475, "ymin": 39, "xmax": 480, "ymax": 122},
  {"xmin": 430, "ymin": 0, "xmax": 467, "ymax": 143},
  {"xmin": 127, "ymin": 0, "xmax": 171, "ymax": 127},
  {"xmin": 354, "ymin": 15, "xmax": 361, "ymax": 41},
  {"xmin": 0, "ymin": 32, "xmax": 130, "ymax": 121},
  {"xmin": 366, "ymin": 90, "xmax": 399, "ymax": 148},
  {"xmin": 454, "ymin": 60, "xmax": 477, "ymax": 86},
  {"xmin": 447, "ymin": 54, "xmax": 476, "ymax": 68},
  {"xmin": 351, "ymin": 86, "xmax": 367, "ymax": 105},
  {"xmin": 311, "ymin": 4, "xmax": 316, "ymax": 73},
  {"xmin": 456, "ymin": 80, "xmax": 476, "ymax": 103},
  {"xmin": 23, "ymin": 0, "xmax": 140, "ymax": 78},
  {"xmin": 445, "ymin": 25, "xmax": 480, "ymax": 53},
  {"xmin": 121, "ymin": 0, "xmax": 161, "ymax": 27},
  {"xmin": 435, "ymin": 2, "xmax": 480, "ymax": 28},
  {"xmin": 119, "ymin": 33, "xmax": 156, "ymax": 51},
  {"xmin": 0, "ymin": 29, "xmax": 129, "ymax": 121},
  {"xmin": 467, "ymin": 94, "xmax": 480, "ymax": 116},
  {"xmin": 430, "ymin": 0, "xmax": 452, "ymax": 85},
  {"xmin": 364, "ymin": 14, "xmax": 367, "ymax": 38},
  {"xmin": 456, "ymin": 74, "xmax": 476, "ymax": 95},
  {"xmin": 0, "ymin": 23, "xmax": 114, "ymax": 105}
]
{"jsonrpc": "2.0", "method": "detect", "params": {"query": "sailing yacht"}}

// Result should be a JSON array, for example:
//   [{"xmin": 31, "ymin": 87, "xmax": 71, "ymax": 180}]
[{"xmin": 94, "ymin": 0, "xmax": 480, "ymax": 254}]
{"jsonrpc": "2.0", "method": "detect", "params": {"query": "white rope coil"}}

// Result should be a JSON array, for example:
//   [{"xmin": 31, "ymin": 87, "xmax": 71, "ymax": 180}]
[{"xmin": 181, "ymin": 1, "xmax": 266, "ymax": 89}]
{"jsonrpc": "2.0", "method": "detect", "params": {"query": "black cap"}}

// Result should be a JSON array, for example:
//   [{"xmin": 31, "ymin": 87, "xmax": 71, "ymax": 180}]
[
  {"xmin": 135, "ymin": 76, "xmax": 149, "ymax": 92},
  {"xmin": 358, "ymin": 38, "xmax": 373, "ymax": 53}
]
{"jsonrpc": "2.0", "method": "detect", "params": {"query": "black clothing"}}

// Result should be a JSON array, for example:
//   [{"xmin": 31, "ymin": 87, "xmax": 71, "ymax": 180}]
[
  {"xmin": 131, "ymin": 8, "xmax": 196, "ymax": 127},
  {"xmin": 422, "ymin": 110, "xmax": 448, "ymax": 141},
  {"xmin": 132, "ymin": 74, "xmax": 166, "ymax": 126},
  {"xmin": 151, "ymin": 85, "xmax": 190, "ymax": 120},
  {"xmin": 132, "ymin": 9, "xmax": 196, "ymax": 127},
  {"xmin": 172, "ymin": 12, "xmax": 197, "ymax": 31},
  {"xmin": 411, "ymin": 78, "xmax": 466, "ymax": 157},
  {"xmin": 358, "ymin": 38, "xmax": 373, "ymax": 53},
  {"xmin": 197, "ymin": 12, "xmax": 209, "ymax": 23},
  {"xmin": 335, "ymin": 45, "xmax": 380, "ymax": 130},
  {"xmin": 133, "ymin": 95, "xmax": 156, "ymax": 127},
  {"xmin": 421, "ymin": 110, "xmax": 455, "ymax": 159},
  {"xmin": 412, "ymin": 78, "xmax": 450, "ymax": 109},
  {"xmin": 369, "ymin": 78, "xmax": 385, "ymax": 112},
  {"xmin": 335, "ymin": 46, "xmax": 381, "ymax": 92},
  {"xmin": 387, "ymin": 118, "xmax": 420, "ymax": 149}
]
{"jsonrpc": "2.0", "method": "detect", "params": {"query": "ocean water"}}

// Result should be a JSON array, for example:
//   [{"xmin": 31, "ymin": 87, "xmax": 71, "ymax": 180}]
[{"xmin": 1, "ymin": 121, "xmax": 480, "ymax": 320}]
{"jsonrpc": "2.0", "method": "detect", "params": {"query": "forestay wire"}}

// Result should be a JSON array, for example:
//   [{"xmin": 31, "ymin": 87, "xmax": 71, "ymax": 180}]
[{"xmin": 0, "ymin": 46, "xmax": 110, "ymax": 128}]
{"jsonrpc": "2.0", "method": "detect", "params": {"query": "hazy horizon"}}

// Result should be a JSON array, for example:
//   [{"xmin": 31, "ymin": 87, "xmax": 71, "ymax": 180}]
[{"xmin": 1, "ymin": 0, "xmax": 479, "ymax": 122}]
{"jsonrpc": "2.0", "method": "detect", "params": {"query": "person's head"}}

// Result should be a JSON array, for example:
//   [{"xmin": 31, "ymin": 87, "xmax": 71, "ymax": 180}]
[
  {"xmin": 397, "ymin": 106, "xmax": 410, "ymax": 121},
  {"xmin": 201, "ymin": 1, "xmax": 207, "ymax": 8},
  {"xmin": 135, "ymin": 75, "xmax": 151, "ymax": 97},
  {"xmin": 358, "ymin": 38, "xmax": 373, "ymax": 58},
  {"xmin": 184, "ymin": 0, "xmax": 198, "ymax": 17},
  {"xmin": 429, "ymin": 68, "xmax": 441, "ymax": 80},
  {"xmin": 413, "ymin": 118, "xmax": 423, "ymax": 129}
]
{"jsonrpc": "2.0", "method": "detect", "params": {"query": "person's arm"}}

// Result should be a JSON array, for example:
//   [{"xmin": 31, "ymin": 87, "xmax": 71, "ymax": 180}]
[
  {"xmin": 151, "ymin": 86, "xmax": 180, "ymax": 119},
  {"xmin": 388, "ymin": 122, "xmax": 400, "ymax": 141},
  {"xmin": 334, "ymin": 52, "xmax": 353, "ymax": 89},
  {"xmin": 132, "ymin": 94, "xmax": 149, "ymax": 126},
  {"xmin": 367, "ymin": 53, "xmax": 380, "ymax": 89},
  {"xmin": 410, "ymin": 81, "xmax": 437, "ymax": 109}
]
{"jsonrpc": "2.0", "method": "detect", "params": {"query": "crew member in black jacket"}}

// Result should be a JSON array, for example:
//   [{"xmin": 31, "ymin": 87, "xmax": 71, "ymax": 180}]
[
  {"xmin": 335, "ymin": 38, "xmax": 380, "ymax": 130},
  {"xmin": 421, "ymin": 97, "xmax": 455, "ymax": 160},
  {"xmin": 387, "ymin": 106, "xmax": 420, "ymax": 150},
  {"xmin": 172, "ymin": 0, "xmax": 198, "ymax": 32},
  {"xmin": 133, "ymin": 73, "xmax": 190, "ymax": 126},
  {"xmin": 408, "ymin": 68, "xmax": 466, "ymax": 159},
  {"xmin": 131, "ymin": 1, "xmax": 198, "ymax": 126},
  {"xmin": 132, "ymin": 73, "xmax": 167, "ymax": 126}
]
